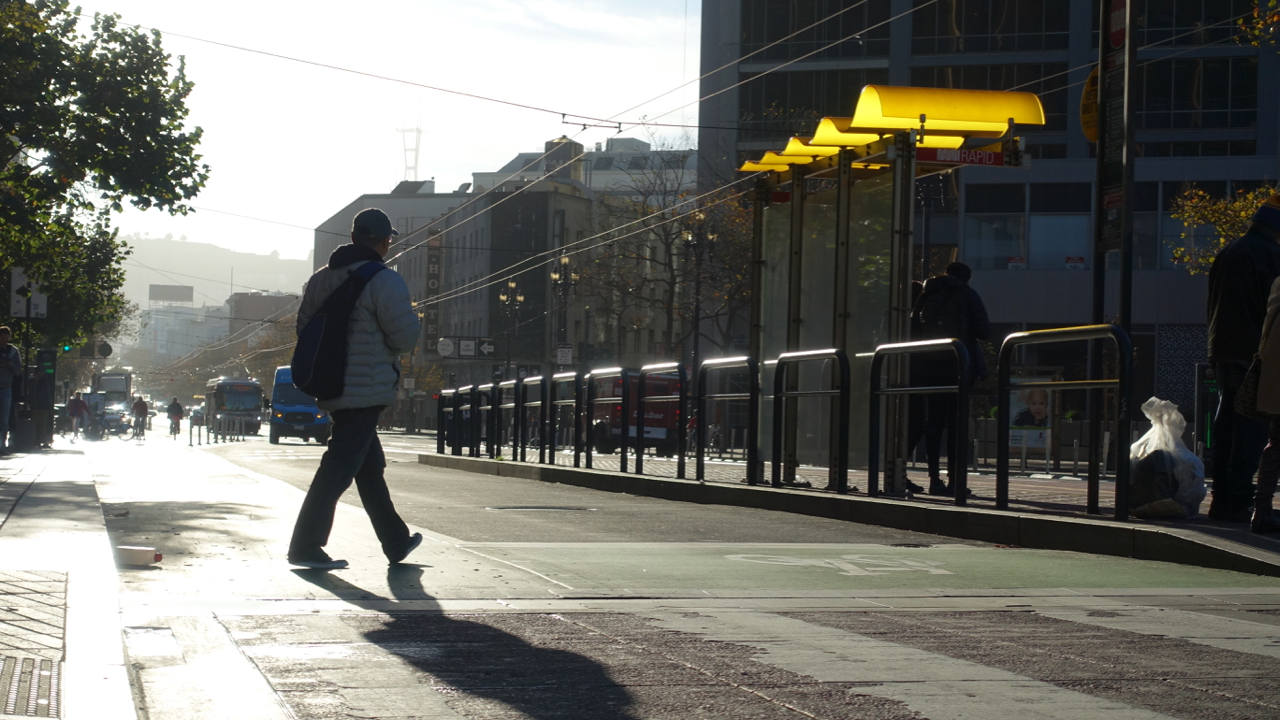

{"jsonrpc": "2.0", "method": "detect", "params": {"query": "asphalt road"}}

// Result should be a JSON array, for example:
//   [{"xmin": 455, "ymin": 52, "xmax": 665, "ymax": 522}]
[{"xmin": 83, "ymin": 429, "xmax": 1280, "ymax": 720}]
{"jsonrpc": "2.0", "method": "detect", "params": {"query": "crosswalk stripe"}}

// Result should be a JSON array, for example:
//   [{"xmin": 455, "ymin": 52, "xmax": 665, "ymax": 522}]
[{"xmin": 645, "ymin": 609, "xmax": 1176, "ymax": 720}]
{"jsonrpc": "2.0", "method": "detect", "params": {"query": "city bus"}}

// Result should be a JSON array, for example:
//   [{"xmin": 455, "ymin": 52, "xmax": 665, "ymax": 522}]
[{"xmin": 205, "ymin": 377, "xmax": 264, "ymax": 435}]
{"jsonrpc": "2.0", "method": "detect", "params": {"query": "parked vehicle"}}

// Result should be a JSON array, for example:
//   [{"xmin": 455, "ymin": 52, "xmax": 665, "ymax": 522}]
[{"xmin": 268, "ymin": 366, "xmax": 330, "ymax": 445}]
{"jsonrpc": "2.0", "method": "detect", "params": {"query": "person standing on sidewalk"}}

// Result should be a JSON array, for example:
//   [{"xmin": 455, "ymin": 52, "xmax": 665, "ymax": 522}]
[
  {"xmin": 1248, "ymin": 276, "xmax": 1280, "ymax": 533},
  {"xmin": 1206, "ymin": 193, "xmax": 1280, "ymax": 522},
  {"xmin": 0, "ymin": 327, "xmax": 21, "ymax": 455},
  {"xmin": 287, "ymin": 208, "xmax": 423, "ymax": 570},
  {"xmin": 66, "ymin": 392, "xmax": 90, "ymax": 443},
  {"xmin": 911, "ymin": 262, "xmax": 990, "ymax": 496}
]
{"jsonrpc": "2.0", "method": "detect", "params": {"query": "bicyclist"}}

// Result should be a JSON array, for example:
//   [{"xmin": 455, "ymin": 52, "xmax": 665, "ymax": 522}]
[
  {"xmin": 130, "ymin": 396, "xmax": 148, "ymax": 438},
  {"xmin": 166, "ymin": 397, "xmax": 183, "ymax": 435}
]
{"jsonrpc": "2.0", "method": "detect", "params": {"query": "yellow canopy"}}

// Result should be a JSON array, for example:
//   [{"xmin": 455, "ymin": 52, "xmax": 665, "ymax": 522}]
[
  {"xmin": 740, "ymin": 85, "xmax": 1045, "ymax": 173},
  {"xmin": 852, "ymin": 84, "xmax": 1045, "ymax": 132}
]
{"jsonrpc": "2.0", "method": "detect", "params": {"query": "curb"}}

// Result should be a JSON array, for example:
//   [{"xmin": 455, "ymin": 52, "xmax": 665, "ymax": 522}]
[{"xmin": 418, "ymin": 452, "xmax": 1280, "ymax": 578}]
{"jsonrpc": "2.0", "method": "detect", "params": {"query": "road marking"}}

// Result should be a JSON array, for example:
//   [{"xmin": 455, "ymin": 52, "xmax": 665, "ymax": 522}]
[
  {"xmin": 1036, "ymin": 606, "xmax": 1280, "ymax": 660},
  {"xmin": 646, "ymin": 609, "xmax": 1176, "ymax": 720},
  {"xmin": 726, "ymin": 553, "xmax": 954, "ymax": 576}
]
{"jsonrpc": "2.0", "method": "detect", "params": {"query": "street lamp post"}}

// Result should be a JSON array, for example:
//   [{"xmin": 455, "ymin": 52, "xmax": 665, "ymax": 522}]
[
  {"xmin": 683, "ymin": 222, "xmax": 716, "ymax": 386},
  {"xmin": 549, "ymin": 255, "xmax": 578, "ymax": 368},
  {"xmin": 499, "ymin": 280, "xmax": 524, "ymax": 380}
]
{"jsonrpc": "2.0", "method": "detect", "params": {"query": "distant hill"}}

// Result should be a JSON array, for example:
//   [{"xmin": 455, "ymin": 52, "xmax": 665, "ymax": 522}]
[{"xmin": 119, "ymin": 234, "xmax": 314, "ymax": 308}]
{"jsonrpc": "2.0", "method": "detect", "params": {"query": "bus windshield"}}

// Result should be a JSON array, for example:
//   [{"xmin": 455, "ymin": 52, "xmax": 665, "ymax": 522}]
[{"xmin": 218, "ymin": 391, "xmax": 261, "ymax": 412}]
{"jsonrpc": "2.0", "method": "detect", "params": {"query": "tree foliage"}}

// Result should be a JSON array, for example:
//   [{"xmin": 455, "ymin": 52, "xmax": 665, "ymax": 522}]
[
  {"xmin": 1167, "ymin": 183, "xmax": 1279, "ymax": 275},
  {"xmin": 1239, "ymin": 0, "xmax": 1280, "ymax": 48},
  {"xmin": 1, "ymin": 0, "xmax": 208, "ymax": 347}
]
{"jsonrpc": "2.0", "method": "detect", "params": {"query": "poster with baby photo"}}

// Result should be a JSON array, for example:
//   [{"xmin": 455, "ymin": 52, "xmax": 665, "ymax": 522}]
[{"xmin": 1009, "ymin": 384, "xmax": 1051, "ymax": 449}]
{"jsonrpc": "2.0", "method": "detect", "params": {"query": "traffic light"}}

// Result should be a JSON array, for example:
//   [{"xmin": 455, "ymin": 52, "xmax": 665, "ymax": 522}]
[
  {"xmin": 35, "ymin": 348, "xmax": 57, "ymax": 376},
  {"xmin": 61, "ymin": 343, "xmax": 73, "ymax": 353}
]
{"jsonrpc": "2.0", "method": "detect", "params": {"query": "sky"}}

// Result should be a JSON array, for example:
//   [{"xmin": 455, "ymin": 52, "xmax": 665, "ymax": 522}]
[{"xmin": 68, "ymin": 0, "xmax": 703, "ymax": 263}]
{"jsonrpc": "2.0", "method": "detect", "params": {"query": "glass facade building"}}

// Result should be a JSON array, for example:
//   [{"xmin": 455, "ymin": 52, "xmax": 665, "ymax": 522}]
[{"xmin": 699, "ymin": 0, "xmax": 1279, "ymax": 411}]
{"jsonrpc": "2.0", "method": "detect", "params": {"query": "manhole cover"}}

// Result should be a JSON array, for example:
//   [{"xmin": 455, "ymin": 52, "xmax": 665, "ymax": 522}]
[
  {"xmin": 1, "ymin": 655, "xmax": 61, "ymax": 717},
  {"xmin": 485, "ymin": 506, "xmax": 597, "ymax": 512}
]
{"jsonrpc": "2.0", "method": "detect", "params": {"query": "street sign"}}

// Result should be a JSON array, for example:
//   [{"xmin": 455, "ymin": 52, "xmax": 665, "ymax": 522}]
[
  {"xmin": 436, "ymin": 336, "xmax": 494, "ymax": 359},
  {"xmin": 403, "ymin": 377, "xmax": 415, "ymax": 390},
  {"xmin": 9, "ymin": 268, "xmax": 47, "ymax": 319},
  {"xmin": 556, "ymin": 343, "xmax": 573, "ymax": 365}
]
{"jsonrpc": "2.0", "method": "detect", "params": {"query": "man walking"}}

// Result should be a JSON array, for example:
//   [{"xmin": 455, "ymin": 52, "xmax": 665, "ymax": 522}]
[
  {"xmin": 66, "ymin": 391, "xmax": 90, "ymax": 442},
  {"xmin": 0, "ymin": 327, "xmax": 21, "ymax": 455},
  {"xmin": 911, "ymin": 262, "xmax": 990, "ymax": 496},
  {"xmin": 1206, "ymin": 193, "xmax": 1280, "ymax": 522},
  {"xmin": 287, "ymin": 208, "xmax": 423, "ymax": 570}
]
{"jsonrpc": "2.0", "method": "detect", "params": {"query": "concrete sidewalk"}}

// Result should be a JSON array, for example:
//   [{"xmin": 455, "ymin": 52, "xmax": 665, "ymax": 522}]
[{"xmin": 0, "ymin": 447, "xmax": 133, "ymax": 720}]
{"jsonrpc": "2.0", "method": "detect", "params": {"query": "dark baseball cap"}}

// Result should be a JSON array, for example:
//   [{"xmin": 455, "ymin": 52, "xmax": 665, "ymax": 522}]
[{"xmin": 352, "ymin": 208, "xmax": 399, "ymax": 241}]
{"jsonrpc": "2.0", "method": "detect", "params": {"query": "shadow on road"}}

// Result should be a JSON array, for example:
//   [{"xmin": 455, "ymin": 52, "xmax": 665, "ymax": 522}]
[{"xmin": 295, "ymin": 566, "xmax": 639, "ymax": 720}]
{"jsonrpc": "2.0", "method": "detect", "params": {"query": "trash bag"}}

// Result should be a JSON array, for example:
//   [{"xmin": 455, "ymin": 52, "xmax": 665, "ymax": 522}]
[{"xmin": 1129, "ymin": 397, "xmax": 1207, "ymax": 518}]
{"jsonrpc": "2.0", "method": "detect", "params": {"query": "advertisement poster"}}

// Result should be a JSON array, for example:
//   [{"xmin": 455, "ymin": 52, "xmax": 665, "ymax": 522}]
[{"xmin": 1009, "ymin": 382, "xmax": 1051, "ymax": 449}]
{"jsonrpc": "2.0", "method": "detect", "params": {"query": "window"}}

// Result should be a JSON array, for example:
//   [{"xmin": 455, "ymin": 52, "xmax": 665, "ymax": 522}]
[
  {"xmin": 741, "ymin": 0, "xmax": 891, "ymax": 62},
  {"xmin": 964, "ymin": 213, "xmax": 1027, "ymax": 270},
  {"xmin": 1139, "ymin": 140, "xmax": 1257, "ymax": 157},
  {"xmin": 1131, "ymin": 0, "xmax": 1256, "ymax": 46},
  {"xmin": 911, "ymin": 64, "xmax": 1068, "ymax": 132},
  {"xmin": 912, "ymin": 0, "xmax": 1069, "ymax": 54},
  {"xmin": 1133, "ymin": 57, "xmax": 1258, "ymax": 131},
  {"xmin": 738, "ymin": 67, "xmax": 890, "ymax": 143}
]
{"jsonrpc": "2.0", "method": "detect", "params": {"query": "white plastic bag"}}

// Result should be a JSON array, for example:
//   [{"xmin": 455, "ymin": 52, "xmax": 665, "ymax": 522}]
[{"xmin": 1128, "ymin": 397, "xmax": 1207, "ymax": 518}]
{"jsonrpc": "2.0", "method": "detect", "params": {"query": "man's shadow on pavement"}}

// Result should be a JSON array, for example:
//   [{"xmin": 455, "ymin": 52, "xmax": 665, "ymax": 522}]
[{"xmin": 295, "ymin": 565, "xmax": 638, "ymax": 720}]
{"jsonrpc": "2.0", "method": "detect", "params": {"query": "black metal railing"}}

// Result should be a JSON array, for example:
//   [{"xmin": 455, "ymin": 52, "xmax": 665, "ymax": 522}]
[
  {"xmin": 473, "ymin": 382, "xmax": 498, "ymax": 459},
  {"xmin": 437, "ymin": 388, "xmax": 456, "ymax": 455},
  {"xmin": 635, "ymin": 362, "xmax": 687, "ymax": 478},
  {"xmin": 995, "ymin": 324, "xmax": 1132, "ymax": 519},
  {"xmin": 549, "ymin": 371, "xmax": 584, "ymax": 468},
  {"xmin": 497, "ymin": 379, "xmax": 521, "ymax": 460},
  {"xmin": 585, "ymin": 367, "xmax": 631, "ymax": 472},
  {"xmin": 770, "ymin": 349, "xmax": 852, "ymax": 493},
  {"xmin": 867, "ymin": 339, "xmax": 971, "ymax": 504},
  {"xmin": 696, "ymin": 356, "xmax": 761, "ymax": 484},
  {"xmin": 520, "ymin": 375, "xmax": 550, "ymax": 464}
]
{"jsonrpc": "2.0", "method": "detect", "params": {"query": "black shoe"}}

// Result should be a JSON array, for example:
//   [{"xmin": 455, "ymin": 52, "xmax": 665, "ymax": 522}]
[
  {"xmin": 928, "ymin": 482, "xmax": 952, "ymax": 496},
  {"xmin": 947, "ymin": 484, "xmax": 974, "ymax": 498},
  {"xmin": 388, "ymin": 532, "xmax": 423, "ymax": 564},
  {"xmin": 1252, "ymin": 509, "xmax": 1280, "ymax": 534},
  {"xmin": 288, "ymin": 550, "xmax": 348, "ymax": 570},
  {"xmin": 906, "ymin": 480, "xmax": 926, "ymax": 494}
]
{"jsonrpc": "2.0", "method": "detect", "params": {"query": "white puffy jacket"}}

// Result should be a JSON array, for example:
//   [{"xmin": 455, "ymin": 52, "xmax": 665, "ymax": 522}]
[{"xmin": 297, "ymin": 244, "xmax": 421, "ymax": 411}]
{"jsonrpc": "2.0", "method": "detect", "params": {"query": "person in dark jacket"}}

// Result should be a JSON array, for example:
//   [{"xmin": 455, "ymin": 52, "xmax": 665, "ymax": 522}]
[
  {"xmin": 1206, "ymin": 193, "xmax": 1280, "ymax": 522},
  {"xmin": 912, "ymin": 262, "xmax": 990, "ymax": 496},
  {"xmin": 287, "ymin": 208, "xmax": 424, "ymax": 570}
]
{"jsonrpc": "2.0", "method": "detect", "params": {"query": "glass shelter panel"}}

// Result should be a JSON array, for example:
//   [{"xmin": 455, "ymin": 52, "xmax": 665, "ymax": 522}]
[{"xmin": 758, "ymin": 173, "xmax": 895, "ymax": 475}]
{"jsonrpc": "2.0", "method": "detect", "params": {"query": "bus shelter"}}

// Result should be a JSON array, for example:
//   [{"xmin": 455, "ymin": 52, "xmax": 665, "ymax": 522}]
[{"xmin": 743, "ymin": 85, "xmax": 1045, "ymax": 489}]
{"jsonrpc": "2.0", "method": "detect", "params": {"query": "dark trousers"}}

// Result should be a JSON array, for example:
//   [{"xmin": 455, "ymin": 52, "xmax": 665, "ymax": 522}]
[
  {"xmin": 1212, "ymin": 362, "xmax": 1269, "ymax": 511},
  {"xmin": 925, "ymin": 393, "xmax": 958, "ymax": 482},
  {"xmin": 1255, "ymin": 417, "xmax": 1280, "ymax": 504},
  {"xmin": 289, "ymin": 406, "xmax": 410, "ymax": 560}
]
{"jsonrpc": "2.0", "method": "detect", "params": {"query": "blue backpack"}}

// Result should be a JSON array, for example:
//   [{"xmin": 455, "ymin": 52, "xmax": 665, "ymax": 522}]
[{"xmin": 291, "ymin": 262, "xmax": 386, "ymax": 401}]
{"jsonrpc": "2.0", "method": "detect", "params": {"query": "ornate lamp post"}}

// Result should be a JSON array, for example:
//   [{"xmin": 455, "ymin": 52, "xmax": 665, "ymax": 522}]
[
  {"xmin": 499, "ymin": 279, "xmax": 524, "ymax": 380},
  {"xmin": 549, "ymin": 255, "xmax": 579, "ymax": 367}
]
